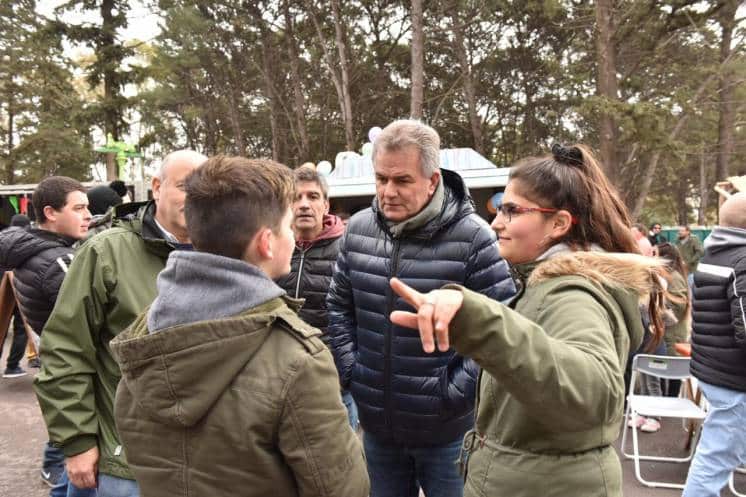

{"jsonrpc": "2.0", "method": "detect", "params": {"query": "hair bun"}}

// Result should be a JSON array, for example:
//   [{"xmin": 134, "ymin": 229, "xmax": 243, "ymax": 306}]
[{"xmin": 551, "ymin": 143, "xmax": 583, "ymax": 166}]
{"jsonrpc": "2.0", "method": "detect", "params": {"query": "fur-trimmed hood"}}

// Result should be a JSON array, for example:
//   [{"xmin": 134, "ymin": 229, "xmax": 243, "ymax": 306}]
[
  {"xmin": 516, "ymin": 250, "xmax": 671, "ymax": 355},
  {"xmin": 527, "ymin": 251, "xmax": 666, "ymax": 303}
]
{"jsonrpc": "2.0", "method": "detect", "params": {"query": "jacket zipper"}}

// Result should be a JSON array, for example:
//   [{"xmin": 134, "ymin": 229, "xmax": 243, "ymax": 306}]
[
  {"xmin": 384, "ymin": 239, "xmax": 402, "ymax": 435},
  {"xmin": 294, "ymin": 249, "xmax": 307, "ymax": 298}
]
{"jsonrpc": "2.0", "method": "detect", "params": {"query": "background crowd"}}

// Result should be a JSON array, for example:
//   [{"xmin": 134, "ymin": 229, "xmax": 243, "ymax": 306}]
[{"xmin": 0, "ymin": 119, "xmax": 744, "ymax": 497}]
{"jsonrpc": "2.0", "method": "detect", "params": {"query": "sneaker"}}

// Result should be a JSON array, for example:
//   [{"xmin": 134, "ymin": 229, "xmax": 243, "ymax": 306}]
[
  {"xmin": 640, "ymin": 418, "xmax": 661, "ymax": 433},
  {"xmin": 28, "ymin": 357, "xmax": 41, "ymax": 368},
  {"xmin": 2, "ymin": 366, "xmax": 27, "ymax": 378},
  {"xmin": 627, "ymin": 414, "xmax": 645, "ymax": 429},
  {"xmin": 40, "ymin": 468, "xmax": 62, "ymax": 487}
]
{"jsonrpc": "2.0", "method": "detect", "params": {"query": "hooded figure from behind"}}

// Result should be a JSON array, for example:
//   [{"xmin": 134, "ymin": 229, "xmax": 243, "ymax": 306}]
[{"xmin": 110, "ymin": 156, "xmax": 369, "ymax": 497}]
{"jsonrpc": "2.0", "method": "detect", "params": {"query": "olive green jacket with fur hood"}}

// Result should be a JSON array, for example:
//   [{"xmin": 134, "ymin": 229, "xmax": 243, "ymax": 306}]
[
  {"xmin": 111, "ymin": 251, "xmax": 369, "ymax": 497},
  {"xmin": 445, "ymin": 251, "xmax": 655, "ymax": 497}
]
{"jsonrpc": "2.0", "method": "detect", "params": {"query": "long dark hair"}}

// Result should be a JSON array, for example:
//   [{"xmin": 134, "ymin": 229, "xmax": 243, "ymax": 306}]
[
  {"xmin": 656, "ymin": 242, "xmax": 687, "ymax": 277},
  {"xmin": 656, "ymin": 242, "xmax": 692, "ymax": 319},
  {"xmin": 509, "ymin": 144, "xmax": 639, "ymax": 254},
  {"xmin": 509, "ymin": 144, "xmax": 668, "ymax": 351}
]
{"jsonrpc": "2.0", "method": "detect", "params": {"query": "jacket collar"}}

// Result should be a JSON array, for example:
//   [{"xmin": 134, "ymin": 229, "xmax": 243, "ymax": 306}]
[{"xmin": 113, "ymin": 201, "xmax": 177, "ymax": 258}]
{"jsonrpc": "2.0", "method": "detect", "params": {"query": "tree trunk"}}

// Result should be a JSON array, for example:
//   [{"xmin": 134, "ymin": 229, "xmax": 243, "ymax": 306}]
[
  {"xmin": 698, "ymin": 144, "xmax": 709, "ymax": 225},
  {"xmin": 715, "ymin": 0, "xmax": 737, "ymax": 181},
  {"xmin": 677, "ymin": 178, "xmax": 689, "ymax": 226},
  {"xmin": 284, "ymin": 0, "xmax": 310, "ymax": 161},
  {"xmin": 259, "ymin": 36, "xmax": 281, "ymax": 161},
  {"xmin": 6, "ymin": 99, "xmax": 14, "ymax": 184},
  {"xmin": 307, "ymin": 3, "xmax": 351, "ymax": 152},
  {"xmin": 330, "ymin": 0, "xmax": 355, "ymax": 150},
  {"xmin": 227, "ymin": 70, "xmax": 246, "ymax": 155},
  {"xmin": 410, "ymin": 0, "xmax": 424, "ymax": 119},
  {"xmin": 449, "ymin": 4, "xmax": 484, "ymax": 154},
  {"xmin": 246, "ymin": 4, "xmax": 280, "ymax": 161},
  {"xmin": 594, "ymin": 0, "xmax": 619, "ymax": 182},
  {"xmin": 631, "ymin": 71, "xmax": 719, "ymax": 219},
  {"xmin": 101, "ymin": 0, "xmax": 119, "ymax": 180}
]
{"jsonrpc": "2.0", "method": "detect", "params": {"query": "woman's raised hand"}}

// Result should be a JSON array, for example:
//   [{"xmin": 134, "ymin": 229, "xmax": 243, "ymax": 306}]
[{"xmin": 389, "ymin": 278, "xmax": 464, "ymax": 353}]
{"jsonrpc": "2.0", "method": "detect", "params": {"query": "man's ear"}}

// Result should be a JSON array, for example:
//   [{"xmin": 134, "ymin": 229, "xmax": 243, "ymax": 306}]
[
  {"xmin": 151, "ymin": 176, "xmax": 162, "ymax": 201},
  {"xmin": 428, "ymin": 170, "xmax": 441, "ymax": 195},
  {"xmin": 243, "ymin": 227, "xmax": 273, "ymax": 266},
  {"xmin": 42, "ymin": 206, "xmax": 57, "ymax": 223},
  {"xmin": 256, "ymin": 227, "xmax": 274, "ymax": 260},
  {"xmin": 323, "ymin": 198, "xmax": 330, "ymax": 215}
]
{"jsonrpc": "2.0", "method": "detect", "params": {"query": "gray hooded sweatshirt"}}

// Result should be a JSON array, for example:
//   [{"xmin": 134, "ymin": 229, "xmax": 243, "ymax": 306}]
[{"xmin": 148, "ymin": 250, "xmax": 286, "ymax": 332}]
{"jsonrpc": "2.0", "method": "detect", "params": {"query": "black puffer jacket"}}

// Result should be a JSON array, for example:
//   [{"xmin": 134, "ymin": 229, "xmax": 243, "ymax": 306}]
[
  {"xmin": 276, "ymin": 235, "xmax": 342, "ymax": 341},
  {"xmin": 327, "ymin": 169, "xmax": 515, "ymax": 447},
  {"xmin": 691, "ymin": 227, "xmax": 746, "ymax": 392},
  {"xmin": 0, "ymin": 227, "xmax": 76, "ymax": 334}
]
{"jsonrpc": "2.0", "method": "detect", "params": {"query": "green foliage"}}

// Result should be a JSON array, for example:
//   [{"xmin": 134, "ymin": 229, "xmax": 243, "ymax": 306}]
[
  {"xmin": 0, "ymin": 0, "xmax": 94, "ymax": 183},
  {"xmin": 0, "ymin": 0, "xmax": 744, "ymax": 223}
]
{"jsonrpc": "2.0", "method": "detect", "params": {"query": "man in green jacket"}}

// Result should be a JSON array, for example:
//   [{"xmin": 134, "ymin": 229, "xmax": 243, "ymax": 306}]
[
  {"xmin": 677, "ymin": 225, "xmax": 705, "ymax": 280},
  {"xmin": 111, "ymin": 156, "xmax": 369, "ymax": 497},
  {"xmin": 34, "ymin": 150, "xmax": 206, "ymax": 495}
]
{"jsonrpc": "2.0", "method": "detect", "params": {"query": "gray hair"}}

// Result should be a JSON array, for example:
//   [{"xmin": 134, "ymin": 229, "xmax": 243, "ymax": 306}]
[
  {"xmin": 158, "ymin": 149, "xmax": 208, "ymax": 180},
  {"xmin": 294, "ymin": 166, "xmax": 329, "ymax": 199},
  {"xmin": 372, "ymin": 119, "xmax": 440, "ymax": 177}
]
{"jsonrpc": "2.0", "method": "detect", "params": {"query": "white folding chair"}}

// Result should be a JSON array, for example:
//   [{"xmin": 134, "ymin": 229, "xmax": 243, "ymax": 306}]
[
  {"xmin": 731, "ymin": 466, "xmax": 746, "ymax": 497},
  {"xmin": 621, "ymin": 354, "xmax": 707, "ymax": 489}
]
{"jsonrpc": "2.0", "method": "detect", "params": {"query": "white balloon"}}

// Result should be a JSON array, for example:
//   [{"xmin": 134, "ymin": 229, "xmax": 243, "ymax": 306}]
[
  {"xmin": 317, "ymin": 160, "xmax": 333, "ymax": 176},
  {"xmin": 368, "ymin": 126, "xmax": 383, "ymax": 143},
  {"xmin": 361, "ymin": 142, "xmax": 374, "ymax": 157}
]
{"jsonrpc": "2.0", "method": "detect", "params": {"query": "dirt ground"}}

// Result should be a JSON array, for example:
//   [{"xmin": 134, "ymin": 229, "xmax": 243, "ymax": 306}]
[{"xmin": 1, "ymin": 333, "xmax": 744, "ymax": 496}]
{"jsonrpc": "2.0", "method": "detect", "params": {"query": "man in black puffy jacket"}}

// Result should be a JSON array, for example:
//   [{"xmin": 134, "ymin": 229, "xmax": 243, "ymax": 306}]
[
  {"xmin": 0, "ymin": 176, "xmax": 91, "ymax": 489},
  {"xmin": 1, "ymin": 214, "xmax": 31, "ymax": 378},
  {"xmin": 683, "ymin": 192, "xmax": 746, "ymax": 497},
  {"xmin": 275, "ymin": 166, "xmax": 357, "ymax": 427},
  {"xmin": 327, "ymin": 119, "xmax": 515, "ymax": 497}
]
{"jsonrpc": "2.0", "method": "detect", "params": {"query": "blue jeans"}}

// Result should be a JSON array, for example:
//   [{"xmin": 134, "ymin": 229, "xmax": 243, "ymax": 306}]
[
  {"xmin": 363, "ymin": 432, "xmax": 464, "ymax": 497},
  {"xmin": 97, "ymin": 474, "xmax": 139, "ymax": 497},
  {"xmin": 50, "ymin": 469, "xmax": 97, "ymax": 497},
  {"xmin": 683, "ymin": 380, "xmax": 746, "ymax": 497},
  {"xmin": 342, "ymin": 390, "xmax": 358, "ymax": 430},
  {"xmin": 43, "ymin": 443, "xmax": 65, "ymax": 480}
]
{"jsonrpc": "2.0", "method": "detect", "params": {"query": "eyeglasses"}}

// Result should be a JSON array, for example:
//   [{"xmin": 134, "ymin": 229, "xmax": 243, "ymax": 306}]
[{"xmin": 495, "ymin": 202, "xmax": 578, "ymax": 224}]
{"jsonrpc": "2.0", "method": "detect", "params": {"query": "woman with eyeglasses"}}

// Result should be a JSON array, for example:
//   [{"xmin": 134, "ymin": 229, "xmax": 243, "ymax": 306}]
[{"xmin": 389, "ymin": 144, "xmax": 670, "ymax": 497}]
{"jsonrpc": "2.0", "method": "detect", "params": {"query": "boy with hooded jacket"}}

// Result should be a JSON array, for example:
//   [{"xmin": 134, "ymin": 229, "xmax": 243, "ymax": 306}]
[{"xmin": 110, "ymin": 156, "xmax": 369, "ymax": 497}]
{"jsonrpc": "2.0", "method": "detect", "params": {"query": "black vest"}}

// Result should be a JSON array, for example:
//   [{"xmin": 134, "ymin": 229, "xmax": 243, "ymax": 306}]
[{"xmin": 690, "ymin": 227, "xmax": 746, "ymax": 392}]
